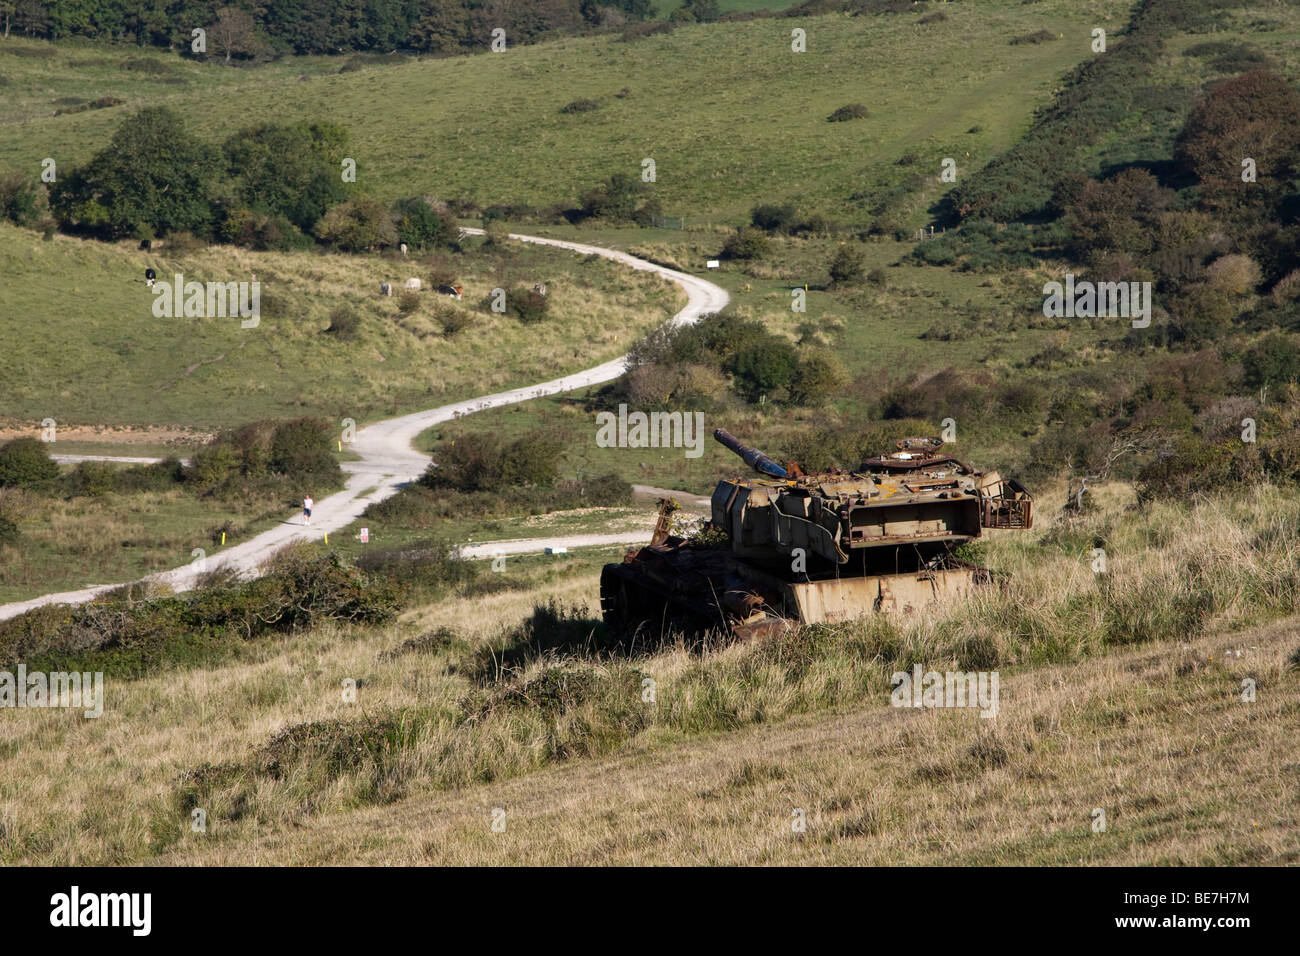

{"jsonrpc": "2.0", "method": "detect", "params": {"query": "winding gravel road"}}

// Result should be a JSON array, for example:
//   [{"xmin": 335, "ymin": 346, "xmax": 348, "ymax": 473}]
[{"xmin": 0, "ymin": 230, "xmax": 728, "ymax": 622}]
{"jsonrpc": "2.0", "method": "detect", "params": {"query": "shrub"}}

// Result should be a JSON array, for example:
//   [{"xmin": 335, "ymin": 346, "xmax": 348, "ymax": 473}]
[
  {"xmin": 397, "ymin": 289, "xmax": 421, "ymax": 314},
  {"xmin": 1010, "ymin": 30, "xmax": 1056, "ymax": 45},
  {"xmin": 579, "ymin": 172, "xmax": 653, "ymax": 222},
  {"xmin": 1242, "ymin": 333, "xmax": 1300, "ymax": 389},
  {"xmin": 726, "ymin": 340, "xmax": 799, "ymax": 401},
  {"xmin": 423, "ymin": 434, "xmax": 562, "ymax": 493},
  {"xmin": 0, "ymin": 511, "xmax": 18, "ymax": 547},
  {"xmin": 0, "ymin": 171, "xmax": 48, "ymax": 227},
  {"xmin": 751, "ymin": 203, "xmax": 799, "ymax": 233},
  {"xmin": 269, "ymin": 418, "xmax": 338, "ymax": 484},
  {"xmin": 561, "ymin": 97, "xmax": 601, "ymax": 113},
  {"xmin": 66, "ymin": 461, "xmax": 117, "ymax": 497},
  {"xmin": 325, "ymin": 306, "xmax": 360, "ymax": 340},
  {"xmin": 434, "ymin": 305, "xmax": 473, "ymax": 337},
  {"xmin": 721, "ymin": 226, "xmax": 770, "ymax": 261},
  {"xmin": 827, "ymin": 103, "xmax": 869, "ymax": 122},
  {"xmin": 828, "ymin": 243, "xmax": 867, "ymax": 285},
  {"xmin": 1174, "ymin": 70, "xmax": 1300, "ymax": 213},
  {"xmin": 0, "ymin": 438, "xmax": 59, "ymax": 487},
  {"xmin": 507, "ymin": 285, "xmax": 550, "ymax": 324},
  {"xmin": 391, "ymin": 196, "xmax": 457, "ymax": 251},
  {"xmin": 788, "ymin": 352, "xmax": 848, "ymax": 406},
  {"xmin": 1204, "ymin": 254, "xmax": 1260, "ymax": 296},
  {"xmin": 314, "ymin": 197, "xmax": 398, "ymax": 251}
]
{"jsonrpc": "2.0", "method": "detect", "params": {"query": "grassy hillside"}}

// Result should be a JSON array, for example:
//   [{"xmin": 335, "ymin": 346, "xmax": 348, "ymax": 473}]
[
  {"xmin": 0, "ymin": 1, "xmax": 1132, "ymax": 224},
  {"xmin": 3, "ymin": 480, "xmax": 1299, "ymax": 865},
  {"xmin": 0, "ymin": 223, "xmax": 681, "ymax": 427}
]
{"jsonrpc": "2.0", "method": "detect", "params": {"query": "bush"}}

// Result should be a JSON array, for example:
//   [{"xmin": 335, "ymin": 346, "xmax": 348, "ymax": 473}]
[
  {"xmin": 579, "ymin": 172, "xmax": 653, "ymax": 222},
  {"xmin": 507, "ymin": 285, "xmax": 550, "ymax": 324},
  {"xmin": 423, "ymin": 434, "xmax": 562, "ymax": 493},
  {"xmin": 561, "ymin": 97, "xmax": 601, "ymax": 113},
  {"xmin": 828, "ymin": 243, "xmax": 867, "ymax": 285},
  {"xmin": 788, "ymin": 352, "xmax": 848, "ymax": 406},
  {"xmin": 827, "ymin": 103, "xmax": 869, "ymax": 123},
  {"xmin": 751, "ymin": 203, "xmax": 799, "ymax": 233},
  {"xmin": 0, "ymin": 171, "xmax": 48, "ymax": 227},
  {"xmin": 391, "ymin": 196, "xmax": 457, "ymax": 251},
  {"xmin": 325, "ymin": 306, "xmax": 361, "ymax": 340},
  {"xmin": 269, "ymin": 418, "xmax": 338, "ymax": 484},
  {"xmin": 726, "ymin": 340, "xmax": 799, "ymax": 401},
  {"xmin": 66, "ymin": 461, "xmax": 118, "ymax": 497},
  {"xmin": 184, "ymin": 418, "xmax": 340, "ymax": 492},
  {"xmin": 721, "ymin": 226, "xmax": 770, "ymax": 261},
  {"xmin": 1242, "ymin": 332, "xmax": 1300, "ymax": 389},
  {"xmin": 0, "ymin": 511, "xmax": 18, "ymax": 547},
  {"xmin": 433, "ymin": 305, "xmax": 473, "ymax": 337},
  {"xmin": 1010, "ymin": 30, "xmax": 1056, "ymax": 45},
  {"xmin": 0, "ymin": 438, "xmax": 59, "ymax": 487},
  {"xmin": 314, "ymin": 197, "xmax": 398, "ymax": 251},
  {"xmin": 397, "ymin": 289, "xmax": 421, "ymax": 314}
]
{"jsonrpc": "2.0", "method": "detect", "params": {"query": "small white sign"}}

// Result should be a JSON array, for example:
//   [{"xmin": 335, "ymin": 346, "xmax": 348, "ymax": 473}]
[
  {"xmin": 706, "ymin": 260, "xmax": 720, "ymax": 270},
  {"xmin": 360, "ymin": 528, "xmax": 369, "ymax": 543}
]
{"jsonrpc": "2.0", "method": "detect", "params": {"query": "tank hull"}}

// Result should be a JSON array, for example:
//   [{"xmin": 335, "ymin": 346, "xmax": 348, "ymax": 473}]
[{"xmin": 600, "ymin": 543, "xmax": 992, "ymax": 639}]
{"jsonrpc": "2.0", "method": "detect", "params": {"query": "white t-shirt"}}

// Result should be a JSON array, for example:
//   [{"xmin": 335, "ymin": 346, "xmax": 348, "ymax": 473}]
[{"xmin": 303, "ymin": 497, "xmax": 314, "ymax": 511}]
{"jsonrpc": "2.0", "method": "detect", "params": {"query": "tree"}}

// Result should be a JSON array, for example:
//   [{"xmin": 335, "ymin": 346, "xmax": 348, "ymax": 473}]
[
  {"xmin": 223, "ymin": 123, "xmax": 348, "ymax": 231},
  {"xmin": 1063, "ymin": 168, "xmax": 1174, "ymax": 258},
  {"xmin": 314, "ymin": 197, "xmax": 398, "ymax": 251},
  {"xmin": 211, "ymin": 5, "xmax": 259, "ymax": 63},
  {"xmin": 580, "ymin": 172, "xmax": 650, "ymax": 222},
  {"xmin": 50, "ymin": 107, "xmax": 218, "ymax": 239},
  {"xmin": 0, "ymin": 437, "xmax": 59, "ymax": 487},
  {"xmin": 1175, "ymin": 70, "xmax": 1300, "ymax": 214},
  {"xmin": 392, "ymin": 196, "xmax": 458, "ymax": 251}
]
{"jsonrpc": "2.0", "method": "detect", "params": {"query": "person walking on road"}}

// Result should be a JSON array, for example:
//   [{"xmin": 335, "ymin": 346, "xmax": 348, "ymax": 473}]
[{"xmin": 302, "ymin": 495, "xmax": 314, "ymax": 526}]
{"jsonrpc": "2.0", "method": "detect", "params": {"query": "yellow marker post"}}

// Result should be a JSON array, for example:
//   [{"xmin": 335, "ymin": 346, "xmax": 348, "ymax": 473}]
[
  {"xmin": 338, "ymin": 440, "xmax": 342, "ymax": 452},
  {"xmin": 323, "ymin": 532, "xmax": 328, "ymax": 545},
  {"xmin": 220, "ymin": 531, "xmax": 225, "ymax": 546}
]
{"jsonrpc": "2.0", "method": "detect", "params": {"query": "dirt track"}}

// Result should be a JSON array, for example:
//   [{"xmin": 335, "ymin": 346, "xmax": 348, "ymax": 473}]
[{"xmin": 0, "ymin": 230, "xmax": 729, "ymax": 622}]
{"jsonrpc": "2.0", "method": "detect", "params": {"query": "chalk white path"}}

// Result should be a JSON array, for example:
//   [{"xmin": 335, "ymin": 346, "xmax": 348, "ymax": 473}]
[{"xmin": 0, "ymin": 230, "xmax": 729, "ymax": 622}]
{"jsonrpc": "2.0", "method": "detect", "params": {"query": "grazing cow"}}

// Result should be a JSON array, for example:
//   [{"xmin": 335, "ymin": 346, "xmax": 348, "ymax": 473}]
[
  {"xmin": 139, "ymin": 239, "xmax": 152, "ymax": 252},
  {"xmin": 145, "ymin": 267, "xmax": 157, "ymax": 287},
  {"xmin": 404, "ymin": 277, "xmax": 421, "ymax": 291},
  {"xmin": 380, "ymin": 282, "xmax": 392, "ymax": 296},
  {"xmin": 438, "ymin": 285, "xmax": 463, "ymax": 300},
  {"xmin": 532, "ymin": 283, "xmax": 547, "ymax": 296}
]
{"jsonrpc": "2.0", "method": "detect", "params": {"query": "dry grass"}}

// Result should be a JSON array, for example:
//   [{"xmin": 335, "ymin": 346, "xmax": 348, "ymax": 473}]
[
  {"xmin": 4, "ymin": 485, "xmax": 1300, "ymax": 865},
  {"xmin": 154, "ymin": 614, "xmax": 1300, "ymax": 866}
]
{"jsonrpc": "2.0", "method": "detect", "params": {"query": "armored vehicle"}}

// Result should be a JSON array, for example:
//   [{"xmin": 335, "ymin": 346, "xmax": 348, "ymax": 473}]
[{"xmin": 600, "ymin": 429, "xmax": 1032, "ymax": 638}]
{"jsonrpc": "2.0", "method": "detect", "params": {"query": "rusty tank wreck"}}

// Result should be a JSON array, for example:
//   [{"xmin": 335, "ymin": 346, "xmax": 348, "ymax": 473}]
[{"xmin": 600, "ymin": 428, "xmax": 1033, "ymax": 639}]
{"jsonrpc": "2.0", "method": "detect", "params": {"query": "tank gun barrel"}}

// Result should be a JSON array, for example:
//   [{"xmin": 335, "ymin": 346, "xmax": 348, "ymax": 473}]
[{"xmin": 714, "ymin": 428, "xmax": 788, "ymax": 479}]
